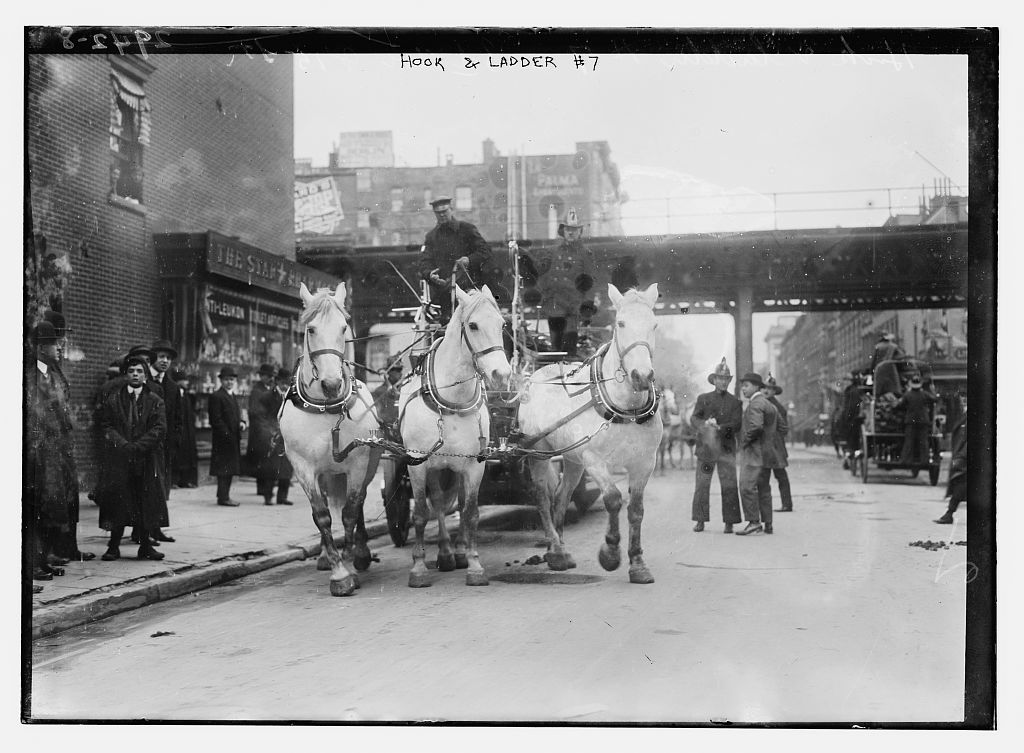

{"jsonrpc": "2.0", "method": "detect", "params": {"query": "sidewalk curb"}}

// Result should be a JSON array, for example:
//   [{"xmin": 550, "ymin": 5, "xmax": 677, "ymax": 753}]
[{"xmin": 31, "ymin": 505, "xmax": 537, "ymax": 640}]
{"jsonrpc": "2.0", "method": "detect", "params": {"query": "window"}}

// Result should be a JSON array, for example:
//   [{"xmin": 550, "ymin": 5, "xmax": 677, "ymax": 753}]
[
  {"xmin": 390, "ymin": 188, "xmax": 403, "ymax": 213},
  {"xmin": 455, "ymin": 186, "xmax": 472, "ymax": 211},
  {"xmin": 356, "ymin": 170, "xmax": 372, "ymax": 192},
  {"xmin": 357, "ymin": 208, "xmax": 370, "ymax": 229},
  {"xmin": 109, "ymin": 68, "xmax": 151, "ymax": 203}
]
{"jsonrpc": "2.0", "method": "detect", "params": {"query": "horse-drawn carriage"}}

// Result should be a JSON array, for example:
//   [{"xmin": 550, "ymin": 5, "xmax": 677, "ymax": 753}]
[
  {"xmin": 851, "ymin": 357, "xmax": 943, "ymax": 485},
  {"xmin": 279, "ymin": 246, "xmax": 664, "ymax": 595}
]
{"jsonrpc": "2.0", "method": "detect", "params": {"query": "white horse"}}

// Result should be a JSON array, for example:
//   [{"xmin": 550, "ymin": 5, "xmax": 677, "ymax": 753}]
[
  {"xmin": 518, "ymin": 284, "xmax": 663, "ymax": 583},
  {"xmin": 279, "ymin": 283, "xmax": 382, "ymax": 597},
  {"xmin": 399, "ymin": 285, "xmax": 512, "ymax": 588}
]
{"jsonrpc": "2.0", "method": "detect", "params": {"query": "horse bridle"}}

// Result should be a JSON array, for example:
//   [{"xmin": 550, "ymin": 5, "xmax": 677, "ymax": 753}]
[
  {"xmin": 304, "ymin": 297, "xmax": 349, "ymax": 383},
  {"xmin": 611, "ymin": 325, "xmax": 654, "ymax": 382},
  {"xmin": 458, "ymin": 296, "xmax": 506, "ymax": 377}
]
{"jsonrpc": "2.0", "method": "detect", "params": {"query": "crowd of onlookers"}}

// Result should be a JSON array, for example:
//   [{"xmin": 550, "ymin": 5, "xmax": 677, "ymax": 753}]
[{"xmin": 25, "ymin": 310, "xmax": 294, "ymax": 595}]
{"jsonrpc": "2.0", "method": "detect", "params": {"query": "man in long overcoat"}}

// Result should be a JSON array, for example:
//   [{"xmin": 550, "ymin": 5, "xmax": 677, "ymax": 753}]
[
  {"xmin": 96, "ymin": 355, "xmax": 167, "ymax": 561},
  {"xmin": 736, "ymin": 372, "xmax": 779, "ymax": 536},
  {"xmin": 419, "ymin": 195, "xmax": 492, "ymax": 324},
  {"xmin": 763, "ymin": 375, "xmax": 794, "ymax": 512},
  {"xmin": 689, "ymin": 359, "xmax": 744, "ymax": 533},
  {"xmin": 246, "ymin": 363, "xmax": 278, "ymax": 503},
  {"xmin": 935, "ymin": 398, "xmax": 967, "ymax": 524},
  {"xmin": 26, "ymin": 322, "xmax": 80, "ymax": 584},
  {"xmin": 170, "ymin": 368, "xmax": 199, "ymax": 488},
  {"xmin": 209, "ymin": 365, "xmax": 246, "ymax": 506},
  {"xmin": 266, "ymin": 368, "xmax": 294, "ymax": 505},
  {"xmin": 148, "ymin": 339, "xmax": 181, "ymax": 543}
]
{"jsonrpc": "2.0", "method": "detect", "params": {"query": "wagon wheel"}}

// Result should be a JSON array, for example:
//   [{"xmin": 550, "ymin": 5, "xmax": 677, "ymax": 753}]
[
  {"xmin": 860, "ymin": 431, "xmax": 870, "ymax": 484},
  {"xmin": 384, "ymin": 462, "xmax": 412, "ymax": 547}
]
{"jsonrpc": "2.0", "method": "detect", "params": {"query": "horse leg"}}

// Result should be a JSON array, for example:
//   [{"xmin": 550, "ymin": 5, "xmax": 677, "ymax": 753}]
[
  {"xmin": 625, "ymin": 462, "xmax": 656, "ymax": 584},
  {"xmin": 656, "ymin": 437, "xmax": 665, "ymax": 475},
  {"xmin": 585, "ymin": 458, "xmax": 624, "ymax": 572},
  {"xmin": 459, "ymin": 468, "xmax": 488, "ymax": 586},
  {"xmin": 307, "ymin": 474, "xmax": 358, "ymax": 597},
  {"xmin": 345, "ymin": 455, "xmax": 376, "ymax": 572},
  {"xmin": 547, "ymin": 458, "xmax": 583, "ymax": 570},
  {"xmin": 430, "ymin": 469, "xmax": 457, "ymax": 572},
  {"xmin": 453, "ymin": 480, "xmax": 469, "ymax": 569},
  {"xmin": 407, "ymin": 467, "xmax": 432, "ymax": 588},
  {"xmin": 529, "ymin": 457, "xmax": 569, "ymax": 569}
]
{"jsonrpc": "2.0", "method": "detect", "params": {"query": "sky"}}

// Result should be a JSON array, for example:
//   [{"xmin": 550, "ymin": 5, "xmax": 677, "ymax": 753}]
[{"xmin": 293, "ymin": 51, "xmax": 968, "ymax": 367}]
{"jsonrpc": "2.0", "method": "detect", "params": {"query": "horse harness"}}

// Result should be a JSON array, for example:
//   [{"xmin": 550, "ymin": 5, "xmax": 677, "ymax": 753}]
[{"xmin": 519, "ymin": 340, "xmax": 660, "ymax": 451}]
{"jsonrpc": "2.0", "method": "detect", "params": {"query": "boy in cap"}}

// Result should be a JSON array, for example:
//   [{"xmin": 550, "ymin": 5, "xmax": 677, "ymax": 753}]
[
  {"xmin": 689, "ymin": 359, "xmax": 743, "ymax": 533},
  {"xmin": 736, "ymin": 372, "xmax": 778, "ymax": 536},
  {"xmin": 208, "ymin": 365, "xmax": 246, "ymax": 505},
  {"xmin": 419, "ymin": 195, "xmax": 492, "ymax": 324}
]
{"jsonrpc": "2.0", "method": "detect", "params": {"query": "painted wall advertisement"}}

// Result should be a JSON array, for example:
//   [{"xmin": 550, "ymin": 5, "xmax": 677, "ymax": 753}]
[{"xmin": 295, "ymin": 176, "xmax": 345, "ymax": 235}]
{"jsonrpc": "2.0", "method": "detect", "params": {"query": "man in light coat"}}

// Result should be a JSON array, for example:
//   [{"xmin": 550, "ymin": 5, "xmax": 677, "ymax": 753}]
[{"xmin": 736, "ymin": 372, "xmax": 778, "ymax": 536}]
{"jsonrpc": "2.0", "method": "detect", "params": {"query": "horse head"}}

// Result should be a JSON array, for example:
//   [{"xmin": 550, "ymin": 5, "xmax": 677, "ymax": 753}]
[
  {"xmin": 454, "ymin": 284, "xmax": 512, "ymax": 390},
  {"xmin": 607, "ymin": 283, "xmax": 659, "ymax": 392},
  {"xmin": 299, "ymin": 282, "xmax": 350, "ymax": 399}
]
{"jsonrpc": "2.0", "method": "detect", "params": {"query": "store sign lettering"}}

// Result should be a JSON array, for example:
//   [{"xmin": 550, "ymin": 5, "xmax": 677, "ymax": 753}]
[
  {"xmin": 206, "ymin": 295, "xmax": 297, "ymax": 331},
  {"xmin": 205, "ymin": 232, "xmax": 339, "ymax": 299}
]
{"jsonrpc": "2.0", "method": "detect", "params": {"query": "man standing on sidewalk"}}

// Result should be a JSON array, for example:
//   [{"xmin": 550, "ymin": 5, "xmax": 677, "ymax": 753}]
[
  {"xmin": 689, "ymin": 359, "xmax": 743, "ymax": 533},
  {"xmin": 149, "ymin": 339, "xmax": 181, "ymax": 544},
  {"xmin": 246, "ymin": 364, "xmax": 278, "ymax": 504},
  {"xmin": 763, "ymin": 374, "xmax": 794, "ymax": 513},
  {"xmin": 736, "ymin": 372, "xmax": 778, "ymax": 536},
  {"xmin": 96, "ymin": 355, "xmax": 166, "ymax": 561},
  {"xmin": 209, "ymin": 365, "xmax": 246, "ymax": 506},
  {"xmin": 170, "ymin": 368, "xmax": 199, "ymax": 488}
]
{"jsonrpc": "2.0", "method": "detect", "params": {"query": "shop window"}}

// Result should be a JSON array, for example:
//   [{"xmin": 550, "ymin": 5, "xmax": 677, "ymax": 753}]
[
  {"xmin": 455, "ymin": 186, "xmax": 472, "ymax": 211},
  {"xmin": 390, "ymin": 188, "xmax": 403, "ymax": 212},
  {"xmin": 356, "ymin": 170, "xmax": 372, "ymax": 192},
  {"xmin": 357, "ymin": 208, "xmax": 370, "ymax": 228},
  {"xmin": 109, "ymin": 67, "xmax": 151, "ymax": 203}
]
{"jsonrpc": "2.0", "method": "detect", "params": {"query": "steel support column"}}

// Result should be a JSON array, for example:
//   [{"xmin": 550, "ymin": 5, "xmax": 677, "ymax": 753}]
[{"xmin": 733, "ymin": 285, "xmax": 754, "ymax": 384}]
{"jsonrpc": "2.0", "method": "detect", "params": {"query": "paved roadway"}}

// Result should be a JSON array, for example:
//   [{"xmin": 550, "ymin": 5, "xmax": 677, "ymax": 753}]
[{"xmin": 29, "ymin": 446, "xmax": 967, "ymax": 724}]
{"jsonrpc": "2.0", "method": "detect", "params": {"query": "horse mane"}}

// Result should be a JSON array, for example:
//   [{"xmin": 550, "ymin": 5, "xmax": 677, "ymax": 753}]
[{"xmin": 299, "ymin": 288, "xmax": 349, "ymax": 327}]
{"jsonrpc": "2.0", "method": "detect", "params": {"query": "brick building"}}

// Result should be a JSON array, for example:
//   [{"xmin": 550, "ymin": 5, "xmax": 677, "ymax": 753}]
[
  {"xmin": 295, "ymin": 136, "xmax": 625, "ymax": 247},
  {"xmin": 26, "ymin": 53, "xmax": 336, "ymax": 485}
]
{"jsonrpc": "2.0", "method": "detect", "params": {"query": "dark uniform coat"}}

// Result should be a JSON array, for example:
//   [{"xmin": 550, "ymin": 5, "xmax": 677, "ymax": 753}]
[
  {"xmin": 945, "ymin": 413, "xmax": 967, "ymax": 504},
  {"xmin": 208, "ymin": 386, "xmax": 243, "ymax": 477},
  {"xmin": 26, "ymin": 357, "xmax": 77, "ymax": 529},
  {"xmin": 266, "ymin": 387, "xmax": 293, "ymax": 482},
  {"xmin": 173, "ymin": 386, "xmax": 199, "ymax": 486},
  {"xmin": 245, "ymin": 381, "xmax": 276, "ymax": 472},
  {"xmin": 152, "ymin": 372, "xmax": 182, "ymax": 494},
  {"xmin": 519, "ymin": 239, "xmax": 597, "ymax": 326},
  {"xmin": 766, "ymin": 394, "xmax": 790, "ymax": 469},
  {"xmin": 96, "ymin": 384, "xmax": 168, "ymax": 530},
  {"xmin": 419, "ymin": 219, "xmax": 492, "ymax": 320},
  {"xmin": 690, "ymin": 389, "xmax": 743, "ymax": 461},
  {"xmin": 740, "ymin": 392, "xmax": 779, "ymax": 468}
]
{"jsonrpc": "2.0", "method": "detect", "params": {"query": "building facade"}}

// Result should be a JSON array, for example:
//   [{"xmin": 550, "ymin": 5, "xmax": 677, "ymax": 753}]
[
  {"xmin": 294, "ymin": 136, "xmax": 625, "ymax": 247},
  {"xmin": 26, "ymin": 52, "xmax": 335, "ymax": 484}
]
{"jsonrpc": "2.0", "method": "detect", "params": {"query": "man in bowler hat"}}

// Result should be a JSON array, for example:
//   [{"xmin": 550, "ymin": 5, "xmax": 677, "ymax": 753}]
[
  {"xmin": 763, "ymin": 374, "xmax": 794, "ymax": 512},
  {"xmin": 736, "ymin": 372, "xmax": 779, "ymax": 536},
  {"xmin": 148, "ymin": 339, "xmax": 181, "ymax": 542},
  {"xmin": 209, "ymin": 365, "xmax": 246, "ymax": 505},
  {"xmin": 419, "ymin": 195, "xmax": 492, "ymax": 324},
  {"xmin": 689, "ymin": 359, "xmax": 744, "ymax": 533}
]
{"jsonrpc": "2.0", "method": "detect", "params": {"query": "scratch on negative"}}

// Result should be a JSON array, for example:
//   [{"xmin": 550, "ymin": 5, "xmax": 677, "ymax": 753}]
[
  {"xmin": 644, "ymin": 654, "xmax": 653, "ymax": 664},
  {"xmin": 604, "ymin": 621, "xmax": 612, "ymax": 628}
]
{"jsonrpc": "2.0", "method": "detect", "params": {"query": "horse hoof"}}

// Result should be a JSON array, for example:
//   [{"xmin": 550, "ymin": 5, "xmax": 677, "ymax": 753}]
[
  {"xmin": 354, "ymin": 554, "xmax": 372, "ymax": 572},
  {"xmin": 629, "ymin": 565, "xmax": 655, "ymax": 584},
  {"xmin": 544, "ymin": 551, "xmax": 574, "ymax": 571},
  {"xmin": 454, "ymin": 553, "xmax": 469, "ymax": 569},
  {"xmin": 466, "ymin": 571, "xmax": 489, "ymax": 586},
  {"xmin": 408, "ymin": 571, "xmax": 431, "ymax": 588},
  {"xmin": 329, "ymin": 576, "xmax": 357, "ymax": 597},
  {"xmin": 598, "ymin": 544, "xmax": 621, "ymax": 572},
  {"xmin": 436, "ymin": 553, "xmax": 457, "ymax": 572},
  {"xmin": 316, "ymin": 555, "xmax": 332, "ymax": 571}
]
